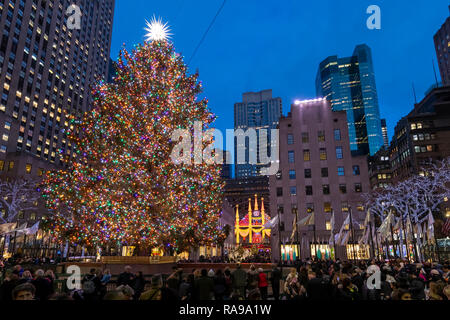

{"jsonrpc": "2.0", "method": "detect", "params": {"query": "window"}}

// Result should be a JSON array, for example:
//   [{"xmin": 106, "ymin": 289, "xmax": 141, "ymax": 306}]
[
  {"xmin": 287, "ymin": 134, "xmax": 294, "ymax": 145},
  {"xmin": 336, "ymin": 147, "xmax": 343, "ymax": 159},
  {"xmin": 0, "ymin": 145, "xmax": 6, "ymax": 153},
  {"xmin": 4, "ymin": 121, "xmax": 11, "ymax": 130},
  {"xmin": 1, "ymin": 134, "xmax": 7, "ymax": 141},
  {"xmin": 319, "ymin": 148, "xmax": 327, "ymax": 160},
  {"xmin": 306, "ymin": 203, "xmax": 314, "ymax": 213},
  {"xmin": 289, "ymin": 170, "xmax": 296, "ymax": 179},
  {"xmin": 321, "ymin": 168, "xmax": 328, "ymax": 178},
  {"xmin": 290, "ymin": 186, "xmax": 297, "ymax": 196},
  {"xmin": 302, "ymin": 132, "xmax": 309, "ymax": 143},
  {"xmin": 277, "ymin": 187, "xmax": 283, "ymax": 197},
  {"xmin": 304, "ymin": 169, "xmax": 312, "ymax": 179},
  {"xmin": 337, "ymin": 167, "xmax": 345, "ymax": 176},
  {"xmin": 26, "ymin": 163, "xmax": 32, "ymax": 174},
  {"xmin": 303, "ymin": 150, "xmax": 310, "ymax": 161},
  {"xmin": 334, "ymin": 129, "xmax": 341, "ymax": 141},
  {"xmin": 357, "ymin": 203, "xmax": 365, "ymax": 211},
  {"xmin": 8, "ymin": 161, "xmax": 14, "ymax": 171},
  {"xmin": 318, "ymin": 131, "xmax": 325, "ymax": 142},
  {"xmin": 0, "ymin": 160, "xmax": 4, "ymax": 171},
  {"xmin": 38, "ymin": 168, "xmax": 44, "ymax": 176},
  {"xmin": 339, "ymin": 184, "xmax": 347, "ymax": 194},
  {"xmin": 352, "ymin": 165, "xmax": 360, "ymax": 176},
  {"xmin": 324, "ymin": 202, "xmax": 332, "ymax": 213},
  {"xmin": 288, "ymin": 151, "xmax": 295, "ymax": 163},
  {"xmin": 305, "ymin": 186, "xmax": 313, "ymax": 196},
  {"xmin": 342, "ymin": 201, "xmax": 349, "ymax": 212},
  {"xmin": 326, "ymin": 221, "xmax": 332, "ymax": 231},
  {"xmin": 323, "ymin": 185, "xmax": 330, "ymax": 195},
  {"xmin": 355, "ymin": 183, "xmax": 362, "ymax": 193}
]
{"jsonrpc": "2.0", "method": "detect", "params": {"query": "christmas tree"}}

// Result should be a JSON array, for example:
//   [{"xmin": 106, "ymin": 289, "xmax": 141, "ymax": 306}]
[{"xmin": 41, "ymin": 21, "xmax": 225, "ymax": 253}]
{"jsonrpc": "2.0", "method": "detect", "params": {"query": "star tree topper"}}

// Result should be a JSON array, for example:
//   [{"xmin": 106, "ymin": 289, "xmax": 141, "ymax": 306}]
[{"xmin": 145, "ymin": 16, "xmax": 172, "ymax": 42}]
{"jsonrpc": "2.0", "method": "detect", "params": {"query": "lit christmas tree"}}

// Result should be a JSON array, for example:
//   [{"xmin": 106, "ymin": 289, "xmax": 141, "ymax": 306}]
[{"xmin": 41, "ymin": 18, "xmax": 225, "ymax": 253}]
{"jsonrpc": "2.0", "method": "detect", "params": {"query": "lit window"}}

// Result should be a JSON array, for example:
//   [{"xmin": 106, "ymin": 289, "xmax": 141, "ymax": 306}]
[
  {"xmin": 2, "ymin": 134, "xmax": 8, "ymax": 142},
  {"xmin": 318, "ymin": 131, "xmax": 325, "ymax": 142},
  {"xmin": 334, "ymin": 129, "xmax": 341, "ymax": 141},
  {"xmin": 303, "ymin": 150, "xmax": 311, "ymax": 161},
  {"xmin": 338, "ymin": 167, "xmax": 345, "ymax": 176},
  {"xmin": 290, "ymin": 186, "xmax": 297, "ymax": 196},
  {"xmin": 324, "ymin": 202, "xmax": 332, "ymax": 213},
  {"xmin": 336, "ymin": 147, "xmax": 343, "ymax": 159},
  {"xmin": 320, "ymin": 148, "xmax": 327, "ymax": 160},
  {"xmin": 326, "ymin": 221, "xmax": 332, "ymax": 231},
  {"xmin": 289, "ymin": 170, "xmax": 296, "ymax": 179},
  {"xmin": 287, "ymin": 134, "xmax": 294, "ymax": 145},
  {"xmin": 26, "ymin": 163, "xmax": 32, "ymax": 174},
  {"xmin": 288, "ymin": 151, "xmax": 295, "ymax": 163}
]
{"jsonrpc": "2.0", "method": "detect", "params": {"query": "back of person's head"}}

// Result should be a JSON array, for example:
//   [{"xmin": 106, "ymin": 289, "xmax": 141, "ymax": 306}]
[
  {"xmin": 201, "ymin": 269, "xmax": 208, "ymax": 277},
  {"xmin": 124, "ymin": 265, "xmax": 132, "ymax": 272},
  {"xmin": 35, "ymin": 269, "xmax": 45, "ymax": 278},
  {"xmin": 12, "ymin": 283, "xmax": 36, "ymax": 300}
]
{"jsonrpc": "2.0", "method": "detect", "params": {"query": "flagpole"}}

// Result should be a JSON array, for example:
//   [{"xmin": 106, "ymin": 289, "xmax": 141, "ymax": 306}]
[
  {"xmin": 348, "ymin": 207, "xmax": 357, "ymax": 262},
  {"xmin": 401, "ymin": 214, "xmax": 411, "ymax": 262},
  {"xmin": 277, "ymin": 207, "xmax": 283, "ymax": 272},
  {"xmin": 369, "ymin": 219, "xmax": 375, "ymax": 259}
]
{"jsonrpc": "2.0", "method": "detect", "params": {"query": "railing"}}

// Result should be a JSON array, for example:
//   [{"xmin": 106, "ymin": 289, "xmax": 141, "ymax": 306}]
[{"xmin": 100, "ymin": 256, "xmax": 177, "ymax": 264}]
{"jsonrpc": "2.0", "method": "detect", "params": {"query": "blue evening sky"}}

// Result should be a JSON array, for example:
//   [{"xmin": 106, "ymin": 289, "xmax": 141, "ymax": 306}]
[{"xmin": 110, "ymin": 0, "xmax": 449, "ymax": 143}]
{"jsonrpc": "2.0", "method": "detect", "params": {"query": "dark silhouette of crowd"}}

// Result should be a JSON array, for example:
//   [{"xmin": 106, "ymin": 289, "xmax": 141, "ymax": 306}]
[{"xmin": 1, "ymin": 258, "xmax": 449, "ymax": 301}]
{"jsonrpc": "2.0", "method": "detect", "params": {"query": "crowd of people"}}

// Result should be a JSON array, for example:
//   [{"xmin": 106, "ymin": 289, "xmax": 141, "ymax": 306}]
[{"xmin": 0, "ymin": 258, "xmax": 449, "ymax": 301}]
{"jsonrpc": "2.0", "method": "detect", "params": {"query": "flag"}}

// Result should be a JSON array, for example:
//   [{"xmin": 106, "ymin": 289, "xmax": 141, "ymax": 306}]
[
  {"xmin": 364, "ymin": 211, "xmax": 371, "ymax": 228},
  {"xmin": 264, "ymin": 215, "xmax": 279, "ymax": 229},
  {"xmin": 394, "ymin": 217, "xmax": 401, "ymax": 232},
  {"xmin": 427, "ymin": 211, "xmax": 435, "ymax": 244},
  {"xmin": 359, "ymin": 228, "xmax": 369, "ymax": 245},
  {"xmin": 298, "ymin": 212, "xmax": 315, "ymax": 226},
  {"xmin": 406, "ymin": 217, "xmax": 414, "ymax": 241},
  {"xmin": 340, "ymin": 231, "xmax": 350, "ymax": 246},
  {"xmin": 378, "ymin": 212, "xmax": 394, "ymax": 239},
  {"xmin": 328, "ymin": 232, "xmax": 334, "ymax": 246},
  {"xmin": 63, "ymin": 241, "xmax": 69, "ymax": 258},
  {"xmin": 0, "ymin": 223, "xmax": 17, "ymax": 235},
  {"xmin": 337, "ymin": 215, "xmax": 350, "ymax": 243},
  {"xmin": 442, "ymin": 218, "xmax": 450, "ymax": 236},
  {"xmin": 330, "ymin": 212, "xmax": 335, "ymax": 231},
  {"xmin": 22, "ymin": 222, "xmax": 40, "ymax": 235}
]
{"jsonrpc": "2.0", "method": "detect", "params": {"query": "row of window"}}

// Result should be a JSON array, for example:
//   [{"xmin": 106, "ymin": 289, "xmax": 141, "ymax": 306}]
[
  {"xmin": 288, "ymin": 147, "xmax": 344, "ymax": 163},
  {"xmin": 414, "ymin": 145, "xmax": 435, "ymax": 153},
  {"xmin": 0, "ymin": 160, "xmax": 44, "ymax": 175},
  {"xmin": 278, "ymin": 165, "xmax": 361, "ymax": 180},
  {"xmin": 287, "ymin": 129, "xmax": 341, "ymax": 145},
  {"xmin": 277, "ymin": 202, "xmax": 365, "ymax": 215},
  {"xmin": 276, "ymin": 183, "xmax": 363, "ymax": 197}
]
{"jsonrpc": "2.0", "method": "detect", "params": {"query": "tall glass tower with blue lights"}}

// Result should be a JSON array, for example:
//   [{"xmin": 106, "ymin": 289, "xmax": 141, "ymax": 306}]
[{"xmin": 316, "ymin": 44, "xmax": 384, "ymax": 156}]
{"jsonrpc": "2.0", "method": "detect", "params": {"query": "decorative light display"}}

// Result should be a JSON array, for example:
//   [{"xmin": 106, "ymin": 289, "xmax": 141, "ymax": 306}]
[{"xmin": 41, "ymin": 36, "xmax": 225, "ymax": 252}]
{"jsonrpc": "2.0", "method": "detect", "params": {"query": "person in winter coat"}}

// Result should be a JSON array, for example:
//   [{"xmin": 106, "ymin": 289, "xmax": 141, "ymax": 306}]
[
  {"xmin": 257, "ymin": 268, "xmax": 268, "ymax": 300},
  {"xmin": 213, "ymin": 269, "xmax": 226, "ymax": 300},
  {"xmin": 31, "ymin": 269, "xmax": 53, "ymax": 301},
  {"xmin": 408, "ymin": 272, "xmax": 425, "ymax": 300},
  {"xmin": 194, "ymin": 269, "xmax": 214, "ymax": 300},
  {"xmin": 270, "ymin": 264, "xmax": 282, "ymax": 300},
  {"xmin": 232, "ymin": 264, "xmax": 247, "ymax": 298}
]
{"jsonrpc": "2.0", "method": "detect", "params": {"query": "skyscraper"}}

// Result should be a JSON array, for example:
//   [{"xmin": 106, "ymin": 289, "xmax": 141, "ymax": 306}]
[
  {"xmin": 381, "ymin": 118, "xmax": 389, "ymax": 148},
  {"xmin": 0, "ymin": 0, "xmax": 115, "ymax": 178},
  {"xmin": 270, "ymin": 98, "xmax": 369, "ymax": 261},
  {"xmin": 434, "ymin": 6, "xmax": 450, "ymax": 85},
  {"xmin": 234, "ymin": 89, "xmax": 282, "ymax": 178},
  {"xmin": 316, "ymin": 44, "xmax": 384, "ymax": 156}
]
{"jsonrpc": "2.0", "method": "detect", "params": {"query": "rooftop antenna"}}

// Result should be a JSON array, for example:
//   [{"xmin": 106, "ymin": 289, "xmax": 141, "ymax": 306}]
[{"xmin": 412, "ymin": 82, "xmax": 417, "ymax": 104}]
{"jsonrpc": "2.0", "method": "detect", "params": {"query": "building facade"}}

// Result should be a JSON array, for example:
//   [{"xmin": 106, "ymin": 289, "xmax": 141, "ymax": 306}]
[
  {"xmin": 368, "ymin": 147, "xmax": 392, "ymax": 190},
  {"xmin": 316, "ymin": 44, "xmax": 384, "ymax": 156},
  {"xmin": 434, "ymin": 6, "xmax": 450, "ymax": 85},
  {"xmin": 269, "ymin": 99, "xmax": 370, "ymax": 262},
  {"xmin": 390, "ymin": 86, "xmax": 450, "ymax": 182},
  {"xmin": 0, "ymin": 0, "xmax": 115, "ymax": 223},
  {"xmin": 234, "ymin": 89, "xmax": 282, "ymax": 178},
  {"xmin": 224, "ymin": 176, "xmax": 270, "ymax": 214},
  {"xmin": 381, "ymin": 118, "xmax": 389, "ymax": 148}
]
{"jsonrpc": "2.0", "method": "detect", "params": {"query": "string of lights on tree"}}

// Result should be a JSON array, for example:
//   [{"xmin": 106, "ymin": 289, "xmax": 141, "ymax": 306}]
[{"xmin": 40, "ymin": 17, "xmax": 226, "ymax": 252}]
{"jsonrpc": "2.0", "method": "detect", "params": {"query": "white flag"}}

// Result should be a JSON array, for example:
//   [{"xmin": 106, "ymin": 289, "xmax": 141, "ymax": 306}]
[
  {"xmin": 0, "ymin": 223, "xmax": 17, "ymax": 235},
  {"xmin": 340, "ymin": 231, "xmax": 350, "ymax": 246},
  {"xmin": 23, "ymin": 222, "xmax": 40, "ymax": 235},
  {"xmin": 427, "ymin": 211, "xmax": 435, "ymax": 244},
  {"xmin": 264, "ymin": 215, "xmax": 279, "ymax": 229}
]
